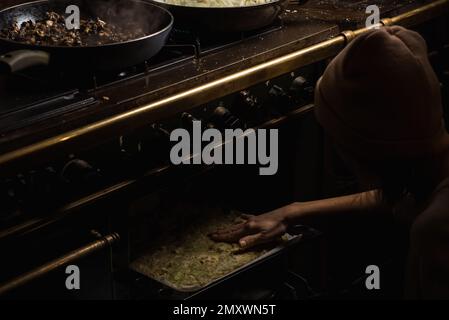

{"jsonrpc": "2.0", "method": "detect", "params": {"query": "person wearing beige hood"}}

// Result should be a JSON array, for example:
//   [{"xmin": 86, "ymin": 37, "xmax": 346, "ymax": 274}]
[{"xmin": 211, "ymin": 26, "xmax": 449, "ymax": 299}]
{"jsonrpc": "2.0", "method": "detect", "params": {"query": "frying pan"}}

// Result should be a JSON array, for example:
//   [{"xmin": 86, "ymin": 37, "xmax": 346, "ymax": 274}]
[
  {"xmin": 150, "ymin": 0, "xmax": 309, "ymax": 33},
  {"xmin": 0, "ymin": 0, "xmax": 173, "ymax": 73}
]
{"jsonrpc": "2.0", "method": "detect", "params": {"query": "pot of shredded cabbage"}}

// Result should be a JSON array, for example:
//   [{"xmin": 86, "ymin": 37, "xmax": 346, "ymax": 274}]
[{"xmin": 150, "ymin": 0, "xmax": 303, "ymax": 32}]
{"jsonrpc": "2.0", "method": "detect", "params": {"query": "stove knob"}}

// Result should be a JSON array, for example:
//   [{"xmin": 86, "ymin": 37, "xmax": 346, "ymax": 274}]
[
  {"xmin": 290, "ymin": 76, "xmax": 314, "ymax": 101},
  {"xmin": 61, "ymin": 159, "xmax": 101, "ymax": 188},
  {"xmin": 122, "ymin": 124, "xmax": 173, "ymax": 169},
  {"xmin": 143, "ymin": 123, "xmax": 172, "ymax": 157},
  {"xmin": 181, "ymin": 112, "xmax": 202, "ymax": 129},
  {"xmin": 290, "ymin": 76, "xmax": 307, "ymax": 92},
  {"xmin": 239, "ymin": 90, "xmax": 259, "ymax": 109},
  {"xmin": 268, "ymin": 85, "xmax": 292, "ymax": 113},
  {"xmin": 150, "ymin": 123, "xmax": 171, "ymax": 139},
  {"xmin": 210, "ymin": 106, "xmax": 243, "ymax": 130},
  {"xmin": 235, "ymin": 90, "xmax": 264, "ymax": 124},
  {"xmin": 115, "ymin": 136, "xmax": 141, "ymax": 175},
  {"xmin": 269, "ymin": 84, "xmax": 287, "ymax": 98}
]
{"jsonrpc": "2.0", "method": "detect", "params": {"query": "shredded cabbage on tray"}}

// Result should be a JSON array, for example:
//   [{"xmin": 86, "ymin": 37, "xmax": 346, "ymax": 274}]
[
  {"xmin": 130, "ymin": 211, "xmax": 286, "ymax": 291},
  {"xmin": 154, "ymin": 0, "xmax": 275, "ymax": 8}
]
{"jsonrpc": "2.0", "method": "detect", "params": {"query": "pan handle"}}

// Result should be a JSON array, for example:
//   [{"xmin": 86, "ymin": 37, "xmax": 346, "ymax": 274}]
[{"xmin": 0, "ymin": 50, "xmax": 50, "ymax": 73}]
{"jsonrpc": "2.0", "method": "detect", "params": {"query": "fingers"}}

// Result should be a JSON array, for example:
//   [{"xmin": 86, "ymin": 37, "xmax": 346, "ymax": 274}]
[
  {"xmin": 214, "ymin": 222, "xmax": 246, "ymax": 233},
  {"xmin": 214, "ymin": 214, "xmax": 253, "ymax": 233},
  {"xmin": 239, "ymin": 224, "xmax": 287, "ymax": 249},
  {"xmin": 239, "ymin": 233, "xmax": 264, "ymax": 249},
  {"xmin": 209, "ymin": 222, "xmax": 250, "ymax": 242},
  {"xmin": 209, "ymin": 214, "xmax": 258, "ymax": 242}
]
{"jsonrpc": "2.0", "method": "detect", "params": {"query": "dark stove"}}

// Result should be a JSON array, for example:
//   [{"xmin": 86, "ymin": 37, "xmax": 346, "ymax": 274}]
[
  {"xmin": 297, "ymin": 0, "xmax": 433, "ymax": 28},
  {"xmin": 0, "ymin": 6, "xmax": 339, "ymax": 152},
  {"xmin": 0, "ymin": 0, "xmax": 435, "ymax": 155},
  {"xmin": 0, "ymin": 0, "xmax": 447, "ymax": 300}
]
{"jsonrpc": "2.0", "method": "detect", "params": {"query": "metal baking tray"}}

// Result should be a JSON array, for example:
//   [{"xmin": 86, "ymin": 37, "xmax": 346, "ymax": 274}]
[{"xmin": 130, "ymin": 227, "xmax": 306, "ymax": 294}]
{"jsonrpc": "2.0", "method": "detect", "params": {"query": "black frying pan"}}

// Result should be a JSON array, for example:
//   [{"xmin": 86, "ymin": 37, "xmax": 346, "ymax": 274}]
[
  {"xmin": 150, "ymin": 0, "xmax": 308, "ymax": 33},
  {"xmin": 0, "ymin": 0, "xmax": 173, "ymax": 73}
]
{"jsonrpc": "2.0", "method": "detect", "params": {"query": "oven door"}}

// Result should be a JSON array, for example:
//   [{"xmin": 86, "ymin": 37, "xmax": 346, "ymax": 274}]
[
  {"xmin": 0, "ymin": 206, "xmax": 117, "ymax": 300},
  {"xmin": 109, "ymin": 114, "xmax": 326, "ymax": 300}
]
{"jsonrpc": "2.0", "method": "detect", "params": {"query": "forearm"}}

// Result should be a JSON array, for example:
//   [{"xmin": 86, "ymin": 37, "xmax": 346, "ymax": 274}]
[
  {"xmin": 211, "ymin": 190, "xmax": 392, "ymax": 247},
  {"xmin": 282, "ymin": 190, "xmax": 391, "ymax": 224}
]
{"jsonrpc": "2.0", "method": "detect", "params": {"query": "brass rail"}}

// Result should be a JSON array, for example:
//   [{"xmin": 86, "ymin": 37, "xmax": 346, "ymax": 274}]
[
  {"xmin": 0, "ymin": 232, "xmax": 120, "ymax": 296},
  {"xmin": 0, "ymin": 0, "xmax": 447, "ymax": 170}
]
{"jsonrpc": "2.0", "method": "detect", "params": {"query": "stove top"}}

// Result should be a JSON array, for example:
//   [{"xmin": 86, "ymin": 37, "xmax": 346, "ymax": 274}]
[
  {"xmin": 297, "ymin": 0, "xmax": 429, "ymax": 28},
  {"xmin": 0, "ymin": 5, "xmax": 339, "ymax": 149},
  {"xmin": 0, "ymin": 0, "xmax": 435, "ymax": 154}
]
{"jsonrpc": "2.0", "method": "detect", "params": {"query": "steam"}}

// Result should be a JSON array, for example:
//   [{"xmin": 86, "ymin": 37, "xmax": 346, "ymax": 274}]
[{"xmin": 84, "ymin": 0, "xmax": 169, "ymax": 35}]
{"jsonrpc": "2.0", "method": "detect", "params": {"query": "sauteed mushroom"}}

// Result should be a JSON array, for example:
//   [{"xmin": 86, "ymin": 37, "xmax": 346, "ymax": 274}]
[{"xmin": 0, "ymin": 11, "xmax": 146, "ymax": 46}]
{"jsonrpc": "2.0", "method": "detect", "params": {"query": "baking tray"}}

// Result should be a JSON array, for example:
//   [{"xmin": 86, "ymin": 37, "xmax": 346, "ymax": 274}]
[{"xmin": 130, "ymin": 226, "xmax": 307, "ymax": 294}]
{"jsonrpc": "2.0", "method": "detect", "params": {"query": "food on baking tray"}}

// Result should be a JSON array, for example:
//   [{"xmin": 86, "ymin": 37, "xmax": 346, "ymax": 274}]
[
  {"xmin": 0, "ymin": 11, "xmax": 145, "ymax": 46},
  {"xmin": 154, "ymin": 0, "xmax": 274, "ymax": 7},
  {"xmin": 130, "ymin": 211, "xmax": 285, "ymax": 291}
]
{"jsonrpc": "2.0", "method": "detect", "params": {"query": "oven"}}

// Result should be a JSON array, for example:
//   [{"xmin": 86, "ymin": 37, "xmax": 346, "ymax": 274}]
[
  {"xmin": 0, "ymin": 76, "xmax": 328, "ymax": 299},
  {"xmin": 0, "ymin": 0, "xmax": 448, "ymax": 300}
]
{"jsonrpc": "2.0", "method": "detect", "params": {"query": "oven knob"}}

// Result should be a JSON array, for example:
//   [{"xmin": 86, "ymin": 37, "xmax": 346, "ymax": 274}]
[
  {"xmin": 269, "ymin": 84, "xmax": 287, "ymax": 97},
  {"xmin": 61, "ymin": 159, "xmax": 101, "ymax": 187},
  {"xmin": 210, "ymin": 106, "xmax": 243, "ymax": 130},
  {"xmin": 181, "ymin": 113, "xmax": 209, "ymax": 136},
  {"xmin": 116, "ymin": 135, "xmax": 143, "ymax": 175},
  {"xmin": 120, "ymin": 123, "xmax": 173, "ymax": 170},
  {"xmin": 239, "ymin": 90, "xmax": 259, "ymax": 109},
  {"xmin": 150, "ymin": 123, "xmax": 171, "ymax": 139},
  {"xmin": 290, "ymin": 76, "xmax": 314, "ymax": 100},
  {"xmin": 235, "ymin": 90, "xmax": 264, "ymax": 124},
  {"xmin": 142, "ymin": 124, "xmax": 172, "ymax": 161},
  {"xmin": 181, "ymin": 112, "xmax": 202, "ymax": 129},
  {"xmin": 290, "ymin": 76, "xmax": 307, "ymax": 92},
  {"xmin": 268, "ymin": 85, "xmax": 292, "ymax": 112}
]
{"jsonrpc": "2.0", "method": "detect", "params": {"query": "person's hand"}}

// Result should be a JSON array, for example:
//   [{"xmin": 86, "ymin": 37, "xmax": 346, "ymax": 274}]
[{"xmin": 209, "ymin": 207, "xmax": 292, "ymax": 250}]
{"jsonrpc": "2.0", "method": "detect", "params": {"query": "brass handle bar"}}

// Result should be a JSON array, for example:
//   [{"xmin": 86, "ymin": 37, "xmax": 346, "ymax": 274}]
[{"xmin": 0, "ymin": 232, "xmax": 120, "ymax": 296}]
